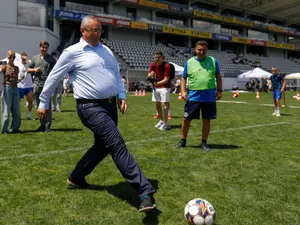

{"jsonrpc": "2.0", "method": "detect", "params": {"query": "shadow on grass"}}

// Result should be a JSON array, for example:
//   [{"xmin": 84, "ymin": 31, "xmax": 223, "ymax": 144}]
[
  {"xmin": 190, "ymin": 144, "xmax": 241, "ymax": 151},
  {"xmin": 50, "ymin": 128, "xmax": 82, "ymax": 132},
  {"xmin": 278, "ymin": 113, "xmax": 293, "ymax": 116},
  {"xmin": 169, "ymin": 124, "xmax": 182, "ymax": 129},
  {"xmin": 60, "ymin": 109, "xmax": 77, "ymax": 112},
  {"xmin": 68, "ymin": 179, "xmax": 161, "ymax": 224},
  {"xmin": 22, "ymin": 128, "xmax": 82, "ymax": 133}
]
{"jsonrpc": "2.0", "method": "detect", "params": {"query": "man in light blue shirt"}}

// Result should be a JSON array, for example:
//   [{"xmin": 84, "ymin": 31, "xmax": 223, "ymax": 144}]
[{"xmin": 37, "ymin": 15, "xmax": 156, "ymax": 212}]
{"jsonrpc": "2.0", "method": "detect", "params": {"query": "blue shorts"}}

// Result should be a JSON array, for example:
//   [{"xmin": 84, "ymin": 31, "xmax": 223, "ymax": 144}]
[
  {"xmin": 184, "ymin": 101, "xmax": 216, "ymax": 120},
  {"xmin": 18, "ymin": 88, "xmax": 33, "ymax": 99},
  {"xmin": 273, "ymin": 91, "xmax": 281, "ymax": 100}
]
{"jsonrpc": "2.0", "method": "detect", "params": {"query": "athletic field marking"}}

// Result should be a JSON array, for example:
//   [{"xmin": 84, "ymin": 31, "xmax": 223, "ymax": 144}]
[
  {"xmin": 0, "ymin": 122, "xmax": 291, "ymax": 161},
  {"xmin": 219, "ymin": 100, "xmax": 300, "ymax": 108}
]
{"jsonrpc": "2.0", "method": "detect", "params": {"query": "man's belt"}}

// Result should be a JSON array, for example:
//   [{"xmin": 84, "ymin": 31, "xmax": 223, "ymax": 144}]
[{"xmin": 76, "ymin": 97, "xmax": 116, "ymax": 104}]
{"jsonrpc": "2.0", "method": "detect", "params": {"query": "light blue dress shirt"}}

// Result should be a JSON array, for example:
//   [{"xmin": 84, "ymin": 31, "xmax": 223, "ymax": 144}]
[{"xmin": 39, "ymin": 38, "xmax": 125, "ymax": 109}]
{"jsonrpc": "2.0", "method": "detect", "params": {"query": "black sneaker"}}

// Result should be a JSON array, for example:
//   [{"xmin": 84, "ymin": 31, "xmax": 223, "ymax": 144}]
[
  {"xmin": 174, "ymin": 140, "xmax": 186, "ymax": 148},
  {"xmin": 138, "ymin": 194, "xmax": 156, "ymax": 213},
  {"xmin": 201, "ymin": 143, "xmax": 210, "ymax": 152},
  {"xmin": 45, "ymin": 127, "xmax": 51, "ymax": 133}
]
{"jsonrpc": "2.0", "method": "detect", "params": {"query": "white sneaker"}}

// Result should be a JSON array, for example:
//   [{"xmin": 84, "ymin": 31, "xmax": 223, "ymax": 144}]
[
  {"xmin": 154, "ymin": 121, "xmax": 164, "ymax": 128},
  {"xmin": 56, "ymin": 108, "xmax": 61, "ymax": 112},
  {"xmin": 276, "ymin": 113, "xmax": 281, "ymax": 117},
  {"xmin": 159, "ymin": 124, "xmax": 170, "ymax": 131},
  {"xmin": 24, "ymin": 102, "xmax": 28, "ymax": 107},
  {"xmin": 272, "ymin": 112, "xmax": 276, "ymax": 116},
  {"xmin": 27, "ymin": 114, "xmax": 35, "ymax": 120}
]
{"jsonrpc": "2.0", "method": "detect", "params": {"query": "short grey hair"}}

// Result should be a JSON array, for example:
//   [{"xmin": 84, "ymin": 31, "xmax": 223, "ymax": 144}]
[{"xmin": 81, "ymin": 15, "xmax": 100, "ymax": 28}]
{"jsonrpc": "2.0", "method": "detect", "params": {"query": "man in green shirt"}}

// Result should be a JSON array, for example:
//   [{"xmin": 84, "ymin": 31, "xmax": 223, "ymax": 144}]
[
  {"xmin": 174, "ymin": 41, "xmax": 222, "ymax": 151},
  {"xmin": 27, "ymin": 41, "xmax": 56, "ymax": 132}
]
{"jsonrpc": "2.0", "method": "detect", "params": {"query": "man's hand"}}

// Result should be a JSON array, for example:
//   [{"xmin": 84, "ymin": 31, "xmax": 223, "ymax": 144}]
[
  {"xmin": 181, "ymin": 91, "xmax": 188, "ymax": 101},
  {"xmin": 216, "ymin": 91, "xmax": 222, "ymax": 100},
  {"xmin": 37, "ymin": 108, "xmax": 48, "ymax": 119},
  {"xmin": 117, "ymin": 99, "xmax": 127, "ymax": 114},
  {"xmin": 35, "ymin": 67, "xmax": 41, "ymax": 73},
  {"xmin": 148, "ymin": 71, "xmax": 155, "ymax": 78}
]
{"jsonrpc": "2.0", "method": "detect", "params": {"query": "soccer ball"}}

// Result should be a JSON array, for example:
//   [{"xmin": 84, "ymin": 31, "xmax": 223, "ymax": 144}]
[{"xmin": 184, "ymin": 198, "xmax": 216, "ymax": 225}]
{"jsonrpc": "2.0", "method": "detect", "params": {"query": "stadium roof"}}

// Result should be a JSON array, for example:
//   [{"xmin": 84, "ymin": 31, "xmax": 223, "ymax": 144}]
[{"xmin": 194, "ymin": 0, "xmax": 300, "ymax": 25}]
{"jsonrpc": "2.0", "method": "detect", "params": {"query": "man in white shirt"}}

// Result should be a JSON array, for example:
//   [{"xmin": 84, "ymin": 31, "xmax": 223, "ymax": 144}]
[
  {"xmin": 37, "ymin": 15, "xmax": 156, "ymax": 213},
  {"xmin": 17, "ymin": 52, "xmax": 35, "ymax": 120}
]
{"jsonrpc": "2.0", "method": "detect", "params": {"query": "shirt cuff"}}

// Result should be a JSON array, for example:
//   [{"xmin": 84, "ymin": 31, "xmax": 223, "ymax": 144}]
[
  {"xmin": 38, "ymin": 101, "xmax": 49, "ymax": 110},
  {"xmin": 118, "ymin": 92, "xmax": 126, "ymax": 100}
]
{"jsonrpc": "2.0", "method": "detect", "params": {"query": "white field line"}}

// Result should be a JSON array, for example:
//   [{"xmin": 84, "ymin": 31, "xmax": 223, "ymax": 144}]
[
  {"xmin": 218, "ymin": 100, "xmax": 300, "ymax": 108},
  {"xmin": 0, "ymin": 122, "xmax": 291, "ymax": 161}
]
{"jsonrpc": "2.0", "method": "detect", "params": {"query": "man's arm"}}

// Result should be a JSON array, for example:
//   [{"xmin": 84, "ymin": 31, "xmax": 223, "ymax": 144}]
[
  {"xmin": 155, "ymin": 63, "xmax": 169, "ymax": 86},
  {"xmin": 148, "ymin": 62, "xmax": 155, "ymax": 78},
  {"xmin": 214, "ymin": 59, "xmax": 222, "ymax": 100},
  {"xmin": 281, "ymin": 79, "xmax": 286, "ymax": 92},
  {"xmin": 38, "ymin": 50, "xmax": 73, "ymax": 110}
]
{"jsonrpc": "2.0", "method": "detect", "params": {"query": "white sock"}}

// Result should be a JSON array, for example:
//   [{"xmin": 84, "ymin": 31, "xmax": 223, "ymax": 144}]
[{"xmin": 27, "ymin": 111, "xmax": 31, "ymax": 116}]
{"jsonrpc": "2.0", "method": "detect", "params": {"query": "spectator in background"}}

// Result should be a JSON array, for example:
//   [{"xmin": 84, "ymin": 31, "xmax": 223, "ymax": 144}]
[
  {"xmin": 262, "ymin": 77, "xmax": 269, "ymax": 93},
  {"xmin": 27, "ymin": 41, "xmax": 56, "ymax": 132},
  {"xmin": 270, "ymin": 67, "xmax": 286, "ymax": 116},
  {"xmin": 232, "ymin": 82, "xmax": 238, "ymax": 91},
  {"xmin": 255, "ymin": 78, "xmax": 260, "ymax": 92},
  {"xmin": 63, "ymin": 75, "xmax": 70, "ymax": 97},
  {"xmin": 51, "ymin": 79, "xmax": 63, "ymax": 112},
  {"xmin": 17, "ymin": 52, "xmax": 35, "ymax": 120},
  {"xmin": 122, "ymin": 76, "xmax": 127, "ymax": 93},
  {"xmin": 148, "ymin": 50, "xmax": 171, "ymax": 130},
  {"xmin": 0, "ymin": 50, "xmax": 22, "ymax": 134}
]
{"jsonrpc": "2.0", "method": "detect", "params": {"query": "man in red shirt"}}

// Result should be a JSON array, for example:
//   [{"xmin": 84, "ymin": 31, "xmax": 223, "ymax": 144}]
[{"xmin": 148, "ymin": 50, "xmax": 171, "ymax": 130}]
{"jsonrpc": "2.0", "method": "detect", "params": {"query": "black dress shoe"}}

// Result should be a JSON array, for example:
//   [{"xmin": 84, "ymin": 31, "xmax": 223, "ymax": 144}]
[
  {"xmin": 36, "ymin": 126, "xmax": 45, "ymax": 132},
  {"xmin": 138, "ymin": 194, "xmax": 156, "ymax": 213},
  {"xmin": 67, "ymin": 177, "xmax": 93, "ymax": 189},
  {"xmin": 10, "ymin": 129, "xmax": 23, "ymax": 134}
]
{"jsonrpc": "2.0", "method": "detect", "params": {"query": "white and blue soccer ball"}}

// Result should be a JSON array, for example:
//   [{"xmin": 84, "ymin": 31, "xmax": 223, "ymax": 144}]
[{"xmin": 184, "ymin": 198, "xmax": 216, "ymax": 225}]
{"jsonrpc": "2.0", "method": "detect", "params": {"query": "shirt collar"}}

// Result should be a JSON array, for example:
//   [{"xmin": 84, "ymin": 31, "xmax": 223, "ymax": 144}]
[{"xmin": 79, "ymin": 38, "xmax": 103, "ymax": 49}]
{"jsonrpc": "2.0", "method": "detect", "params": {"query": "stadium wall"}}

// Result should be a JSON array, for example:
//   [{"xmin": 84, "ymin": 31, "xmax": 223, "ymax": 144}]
[
  {"xmin": 111, "ymin": 27, "xmax": 151, "ymax": 43},
  {"xmin": 0, "ymin": 0, "xmax": 59, "ymax": 58}
]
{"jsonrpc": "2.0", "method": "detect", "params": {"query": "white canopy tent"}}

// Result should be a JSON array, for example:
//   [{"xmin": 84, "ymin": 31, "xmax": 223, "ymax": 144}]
[
  {"xmin": 284, "ymin": 72, "xmax": 300, "ymax": 80},
  {"xmin": 237, "ymin": 67, "xmax": 272, "ymax": 80},
  {"xmin": 284, "ymin": 73, "xmax": 300, "ymax": 94},
  {"xmin": 169, "ymin": 62, "xmax": 184, "ymax": 75}
]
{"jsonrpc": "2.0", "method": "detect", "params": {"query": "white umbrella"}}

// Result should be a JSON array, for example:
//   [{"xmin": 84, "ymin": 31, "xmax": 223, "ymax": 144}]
[
  {"xmin": 284, "ymin": 73, "xmax": 300, "ymax": 79},
  {"xmin": 169, "ymin": 62, "xmax": 184, "ymax": 75},
  {"xmin": 237, "ymin": 67, "xmax": 272, "ymax": 80}
]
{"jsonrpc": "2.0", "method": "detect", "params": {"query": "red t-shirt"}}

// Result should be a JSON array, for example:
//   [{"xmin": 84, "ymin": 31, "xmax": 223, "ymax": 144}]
[{"xmin": 149, "ymin": 61, "xmax": 171, "ymax": 88}]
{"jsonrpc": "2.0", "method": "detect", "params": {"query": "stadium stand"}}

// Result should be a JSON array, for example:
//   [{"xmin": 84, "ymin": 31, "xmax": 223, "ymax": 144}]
[{"xmin": 102, "ymin": 39, "xmax": 254, "ymax": 77}]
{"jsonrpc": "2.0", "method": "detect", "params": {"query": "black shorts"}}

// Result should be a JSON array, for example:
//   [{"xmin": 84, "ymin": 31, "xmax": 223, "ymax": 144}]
[{"xmin": 184, "ymin": 101, "xmax": 216, "ymax": 120}]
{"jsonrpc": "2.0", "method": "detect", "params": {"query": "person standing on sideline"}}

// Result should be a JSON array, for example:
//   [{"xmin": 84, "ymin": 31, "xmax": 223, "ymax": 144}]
[
  {"xmin": 174, "ymin": 40, "xmax": 222, "ymax": 152},
  {"xmin": 63, "ymin": 75, "xmax": 70, "ymax": 97},
  {"xmin": 37, "ymin": 15, "xmax": 156, "ymax": 212},
  {"xmin": 51, "ymin": 78, "xmax": 63, "ymax": 112},
  {"xmin": 27, "ymin": 41, "xmax": 56, "ymax": 132},
  {"xmin": 270, "ymin": 67, "xmax": 286, "ymax": 116},
  {"xmin": 148, "ymin": 51, "xmax": 171, "ymax": 130},
  {"xmin": 17, "ymin": 52, "xmax": 35, "ymax": 120},
  {"xmin": 0, "ymin": 50, "xmax": 22, "ymax": 134}
]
